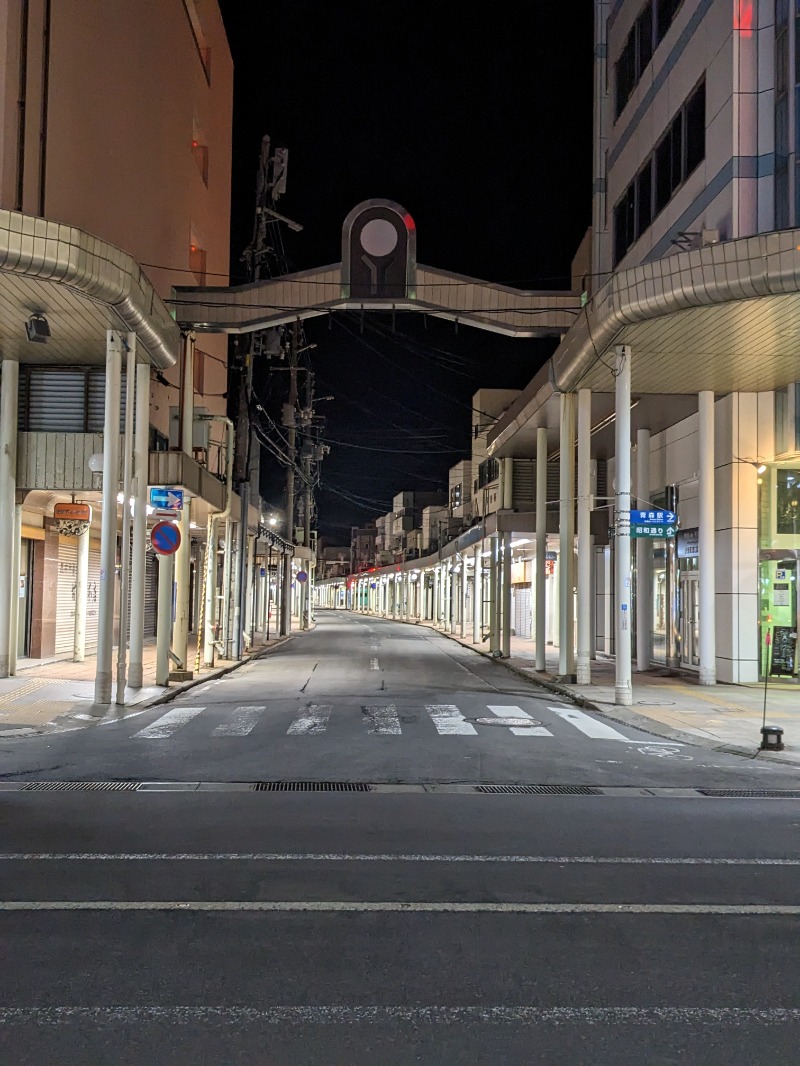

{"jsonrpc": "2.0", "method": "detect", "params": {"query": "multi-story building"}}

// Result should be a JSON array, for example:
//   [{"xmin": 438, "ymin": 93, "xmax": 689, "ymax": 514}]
[{"xmin": 0, "ymin": 0, "xmax": 277, "ymax": 702}]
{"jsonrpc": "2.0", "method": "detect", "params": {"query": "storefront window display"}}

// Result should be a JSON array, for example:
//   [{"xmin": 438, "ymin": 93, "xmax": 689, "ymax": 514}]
[{"xmin": 758, "ymin": 465, "xmax": 800, "ymax": 680}]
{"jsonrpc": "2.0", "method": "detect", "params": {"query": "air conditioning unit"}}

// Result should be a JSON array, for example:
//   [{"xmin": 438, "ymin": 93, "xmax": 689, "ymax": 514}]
[{"xmin": 701, "ymin": 228, "xmax": 720, "ymax": 247}]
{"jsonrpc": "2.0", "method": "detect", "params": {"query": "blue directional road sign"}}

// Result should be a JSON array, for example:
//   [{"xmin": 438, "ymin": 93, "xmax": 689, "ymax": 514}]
[
  {"xmin": 149, "ymin": 486, "xmax": 184, "ymax": 511},
  {"xmin": 630, "ymin": 509, "xmax": 678, "ymax": 539}
]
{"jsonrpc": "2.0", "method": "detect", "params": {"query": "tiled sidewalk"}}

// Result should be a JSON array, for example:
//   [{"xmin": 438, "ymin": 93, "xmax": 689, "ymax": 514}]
[{"xmin": 0, "ymin": 631, "xmax": 291, "ymax": 735}]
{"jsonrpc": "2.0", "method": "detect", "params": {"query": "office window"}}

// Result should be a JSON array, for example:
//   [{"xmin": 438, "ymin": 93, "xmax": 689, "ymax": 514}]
[
  {"xmin": 615, "ymin": 1, "xmax": 682, "ymax": 118},
  {"xmin": 613, "ymin": 79, "xmax": 705, "ymax": 265}
]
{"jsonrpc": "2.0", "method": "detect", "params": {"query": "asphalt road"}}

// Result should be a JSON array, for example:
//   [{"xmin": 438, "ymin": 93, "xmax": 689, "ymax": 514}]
[
  {"xmin": 0, "ymin": 612, "xmax": 798, "ymax": 788},
  {"xmin": 1, "ymin": 793, "xmax": 800, "ymax": 1064},
  {"xmin": 1, "ymin": 614, "xmax": 799, "ymax": 1063}
]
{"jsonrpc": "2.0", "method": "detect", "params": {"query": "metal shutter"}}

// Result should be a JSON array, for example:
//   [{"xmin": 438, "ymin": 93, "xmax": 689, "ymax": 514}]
[
  {"xmin": 144, "ymin": 551, "xmax": 158, "ymax": 638},
  {"xmin": 513, "ymin": 585, "xmax": 532, "ymax": 639},
  {"xmin": 28, "ymin": 369, "xmax": 86, "ymax": 432},
  {"xmin": 87, "ymin": 370, "xmax": 127, "ymax": 433},
  {"xmin": 56, "ymin": 539, "xmax": 103, "ymax": 655}
]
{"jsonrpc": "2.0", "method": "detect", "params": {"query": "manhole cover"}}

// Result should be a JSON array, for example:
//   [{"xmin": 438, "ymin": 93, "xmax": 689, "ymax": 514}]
[{"xmin": 475, "ymin": 717, "xmax": 542, "ymax": 728}]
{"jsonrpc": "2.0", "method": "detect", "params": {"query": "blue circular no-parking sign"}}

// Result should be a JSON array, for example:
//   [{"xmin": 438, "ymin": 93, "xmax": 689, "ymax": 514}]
[{"xmin": 150, "ymin": 520, "xmax": 181, "ymax": 556}]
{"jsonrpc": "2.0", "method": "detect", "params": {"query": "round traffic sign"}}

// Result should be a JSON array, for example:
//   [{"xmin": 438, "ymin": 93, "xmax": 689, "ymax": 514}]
[
  {"xmin": 150, "ymin": 520, "xmax": 181, "ymax": 556},
  {"xmin": 296, "ymin": 570, "xmax": 308, "ymax": 583}
]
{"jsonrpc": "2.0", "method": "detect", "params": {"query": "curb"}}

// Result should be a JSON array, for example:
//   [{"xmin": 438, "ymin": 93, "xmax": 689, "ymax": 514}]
[
  {"xmin": 381, "ymin": 613, "xmax": 800, "ymax": 769},
  {"xmin": 7, "ymin": 632, "xmax": 301, "ymax": 737}
]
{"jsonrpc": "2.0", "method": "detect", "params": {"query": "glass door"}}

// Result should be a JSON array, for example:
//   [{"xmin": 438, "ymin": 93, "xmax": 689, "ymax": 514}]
[{"xmin": 679, "ymin": 572, "xmax": 700, "ymax": 669}]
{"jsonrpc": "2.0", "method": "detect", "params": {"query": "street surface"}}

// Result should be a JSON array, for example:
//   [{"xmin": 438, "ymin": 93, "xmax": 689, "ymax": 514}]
[{"xmin": 1, "ymin": 612, "xmax": 798, "ymax": 1063}]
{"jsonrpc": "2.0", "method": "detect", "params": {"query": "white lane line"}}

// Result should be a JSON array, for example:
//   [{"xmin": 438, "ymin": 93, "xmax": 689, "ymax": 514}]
[
  {"xmin": 0, "ymin": 1006, "xmax": 797, "ymax": 1025},
  {"xmin": 132, "ymin": 707, "xmax": 205, "ymax": 739},
  {"xmin": 211, "ymin": 706, "xmax": 265, "ymax": 737},
  {"xmin": 286, "ymin": 705, "xmax": 332, "ymax": 736},
  {"xmin": 425, "ymin": 705, "xmax": 478, "ymax": 736},
  {"xmin": 486, "ymin": 705, "xmax": 554, "ymax": 737},
  {"xmin": 369, "ymin": 658, "xmax": 380, "ymax": 671},
  {"xmin": 1, "ymin": 853, "xmax": 798, "ymax": 866},
  {"xmin": 2, "ymin": 901, "xmax": 800, "ymax": 914},
  {"xmin": 363, "ymin": 704, "xmax": 401, "ymax": 735},
  {"xmin": 548, "ymin": 706, "xmax": 631, "ymax": 741}
]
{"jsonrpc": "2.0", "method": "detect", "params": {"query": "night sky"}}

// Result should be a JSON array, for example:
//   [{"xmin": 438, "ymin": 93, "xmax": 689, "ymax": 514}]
[{"xmin": 217, "ymin": 1, "xmax": 595, "ymax": 544}]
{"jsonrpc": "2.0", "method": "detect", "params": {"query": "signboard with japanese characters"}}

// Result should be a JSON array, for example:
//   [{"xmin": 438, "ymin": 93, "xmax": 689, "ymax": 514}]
[{"xmin": 629, "ymin": 509, "xmax": 679, "ymax": 539}]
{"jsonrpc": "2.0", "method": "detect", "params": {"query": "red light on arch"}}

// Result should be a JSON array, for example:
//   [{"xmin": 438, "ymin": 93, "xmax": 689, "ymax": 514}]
[
  {"xmin": 403, "ymin": 212, "xmax": 416, "ymax": 231},
  {"xmin": 734, "ymin": 0, "xmax": 753, "ymax": 34}
]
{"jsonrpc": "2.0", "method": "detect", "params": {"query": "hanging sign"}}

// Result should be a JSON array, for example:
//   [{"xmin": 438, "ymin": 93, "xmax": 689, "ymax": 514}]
[
  {"xmin": 53, "ymin": 503, "xmax": 92, "ymax": 522},
  {"xmin": 630, "ymin": 509, "xmax": 679, "ymax": 538}
]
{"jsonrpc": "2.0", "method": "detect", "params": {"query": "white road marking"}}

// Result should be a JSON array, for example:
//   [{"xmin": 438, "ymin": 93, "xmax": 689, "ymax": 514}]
[
  {"xmin": 486, "ymin": 705, "xmax": 553, "ymax": 737},
  {"xmin": 369, "ymin": 658, "xmax": 380, "ymax": 670},
  {"xmin": 548, "ymin": 706, "xmax": 631, "ymax": 741},
  {"xmin": 0, "ymin": 1006, "xmax": 796, "ymax": 1025},
  {"xmin": 363, "ymin": 704, "xmax": 401, "ymax": 734},
  {"xmin": 1, "ymin": 853, "xmax": 798, "ymax": 866},
  {"xmin": 425, "ymin": 705, "xmax": 478, "ymax": 736},
  {"xmin": 132, "ymin": 707, "xmax": 205, "ymax": 739},
  {"xmin": 211, "ymin": 706, "xmax": 265, "ymax": 737},
  {"xmin": 286, "ymin": 705, "xmax": 332, "ymax": 736},
  {"xmin": 1, "ymin": 900, "xmax": 800, "ymax": 914}
]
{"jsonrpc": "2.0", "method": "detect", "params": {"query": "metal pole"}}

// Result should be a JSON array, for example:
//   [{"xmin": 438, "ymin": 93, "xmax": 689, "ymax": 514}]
[
  {"xmin": 0, "ymin": 359, "xmax": 19, "ymax": 678},
  {"xmin": 488, "ymin": 535, "xmax": 499, "ymax": 654},
  {"xmin": 245, "ymin": 534, "xmax": 256, "ymax": 646},
  {"xmin": 9, "ymin": 503, "xmax": 22, "ymax": 675},
  {"xmin": 155, "ymin": 552, "xmax": 174, "ymax": 686},
  {"xmin": 203, "ymin": 514, "xmax": 217, "ymax": 667},
  {"xmin": 223, "ymin": 516, "xmax": 235, "ymax": 657},
  {"xmin": 281, "ymin": 323, "xmax": 299, "ymax": 637},
  {"xmin": 266, "ymin": 545, "xmax": 273, "ymax": 640},
  {"xmin": 129, "ymin": 361, "xmax": 150, "ymax": 688},
  {"xmin": 74, "ymin": 524, "xmax": 89, "ymax": 664},
  {"xmin": 95, "ymin": 333, "xmax": 122, "ymax": 706},
  {"xmin": 535, "ymin": 426, "xmax": 548, "ymax": 671},
  {"xmin": 173, "ymin": 500, "xmax": 191, "ymax": 669},
  {"xmin": 559, "ymin": 392, "xmax": 576, "ymax": 679},
  {"xmin": 501, "ymin": 531, "xmax": 512, "ymax": 657},
  {"xmin": 636, "ymin": 428, "xmax": 652, "ymax": 671},
  {"xmin": 473, "ymin": 544, "xmax": 481, "ymax": 642},
  {"xmin": 698, "ymin": 390, "xmax": 717, "ymax": 685},
  {"xmin": 614, "ymin": 344, "xmax": 633, "ymax": 706},
  {"xmin": 460, "ymin": 555, "xmax": 467, "ymax": 638},
  {"xmin": 115, "ymin": 334, "xmax": 136, "ymax": 705},
  {"xmin": 576, "ymin": 390, "xmax": 592, "ymax": 683}
]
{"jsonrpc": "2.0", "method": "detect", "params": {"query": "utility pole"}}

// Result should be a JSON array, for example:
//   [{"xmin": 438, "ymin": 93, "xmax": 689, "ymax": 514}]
[
  {"xmin": 280, "ymin": 321, "xmax": 299, "ymax": 636},
  {"xmin": 301, "ymin": 367, "xmax": 314, "ymax": 629}
]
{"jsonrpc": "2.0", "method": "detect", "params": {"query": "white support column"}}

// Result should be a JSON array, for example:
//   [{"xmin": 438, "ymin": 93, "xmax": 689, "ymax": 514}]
[
  {"xmin": 95, "ymin": 333, "xmax": 122, "ymax": 706},
  {"xmin": 501, "ymin": 531, "xmax": 512, "ymax": 657},
  {"xmin": 9, "ymin": 503, "xmax": 22, "ymax": 675},
  {"xmin": 73, "ymin": 525, "xmax": 89, "ymax": 663},
  {"xmin": 460, "ymin": 555, "xmax": 467, "ymax": 638},
  {"xmin": 128, "ymin": 361, "xmax": 150, "ymax": 688},
  {"xmin": 156, "ymin": 552, "xmax": 174, "ymax": 686},
  {"xmin": 535, "ymin": 427, "xmax": 548, "ymax": 671},
  {"xmin": 636, "ymin": 428, "xmax": 652, "ymax": 671},
  {"xmin": 488, "ymin": 536, "xmax": 499, "ymax": 654},
  {"xmin": 0, "ymin": 359, "xmax": 18, "ymax": 678},
  {"xmin": 614, "ymin": 345, "xmax": 633, "ymax": 706},
  {"xmin": 173, "ymin": 500, "xmax": 191, "ymax": 669},
  {"xmin": 181, "ymin": 331, "xmax": 195, "ymax": 456},
  {"xmin": 433, "ymin": 567, "xmax": 440, "ymax": 626},
  {"xmin": 472, "ymin": 545, "xmax": 481, "ymax": 643},
  {"xmin": 698, "ymin": 390, "xmax": 716, "ymax": 685},
  {"xmin": 115, "ymin": 334, "xmax": 136, "ymax": 705},
  {"xmin": 558, "ymin": 392, "xmax": 576, "ymax": 679},
  {"xmin": 576, "ymin": 390, "xmax": 592, "ymax": 684}
]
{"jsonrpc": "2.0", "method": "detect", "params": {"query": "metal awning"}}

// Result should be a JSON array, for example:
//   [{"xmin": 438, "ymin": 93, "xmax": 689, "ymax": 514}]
[
  {"xmin": 489, "ymin": 228, "xmax": 800, "ymax": 456},
  {"xmin": 0, "ymin": 210, "xmax": 180, "ymax": 368}
]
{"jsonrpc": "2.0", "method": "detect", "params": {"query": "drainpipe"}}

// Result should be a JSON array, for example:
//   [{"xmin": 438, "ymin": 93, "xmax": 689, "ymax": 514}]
[
  {"xmin": 173, "ymin": 331, "xmax": 195, "ymax": 670},
  {"xmin": 197, "ymin": 415, "xmax": 234, "ymax": 668}
]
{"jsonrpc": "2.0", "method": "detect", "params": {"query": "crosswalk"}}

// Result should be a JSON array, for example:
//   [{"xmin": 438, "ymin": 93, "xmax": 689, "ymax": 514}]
[{"xmin": 126, "ymin": 702, "xmax": 635, "ymax": 743}]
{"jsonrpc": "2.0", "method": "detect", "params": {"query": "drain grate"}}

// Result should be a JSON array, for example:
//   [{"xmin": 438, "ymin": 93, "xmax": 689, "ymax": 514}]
[
  {"xmin": 697, "ymin": 789, "xmax": 800, "ymax": 798},
  {"xmin": 254, "ymin": 781, "xmax": 374, "ymax": 792},
  {"xmin": 21, "ymin": 780, "xmax": 140, "ymax": 792},
  {"xmin": 476, "ymin": 784, "xmax": 601, "ymax": 796}
]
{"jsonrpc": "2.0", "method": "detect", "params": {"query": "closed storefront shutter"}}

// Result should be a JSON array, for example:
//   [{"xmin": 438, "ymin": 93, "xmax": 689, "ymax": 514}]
[
  {"xmin": 144, "ymin": 551, "xmax": 158, "ymax": 638},
  {"xmin": 56, "ymin": 538, "xmax": 102, "ymax": 655},
  {"xmin": 513, "ymin": 585, "xmax": 532, "ymax": 639}
]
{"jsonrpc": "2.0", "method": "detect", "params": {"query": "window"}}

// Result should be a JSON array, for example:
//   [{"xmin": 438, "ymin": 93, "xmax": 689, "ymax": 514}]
[
  {"xmin": 614, "ymin": 1, "xmax": 683, "ymax": 117},
  {"xmin": 192, "ymin": 139, "xmax": 209, "ymax": 186},
  {"xmin": 613, "ymin": 79, "xmax": 705, "ymax": 264},
  {"xmin": 193, "ymin": 347, "xmax": 206, "ymax": 396},
  {"xmin": 775, "ymin": 383, "xmax": 800, "ymax": 454},
  {"xmin": 189, "ymin": 241, "xmax": 207, "ymax": 285},
  {"xmin": 182, "ymin": 0, "xmax": 211, "ymax": 83},
  {"xmin": 477, "ymin": 458, "xmax": 500, "ymax": 488}
]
